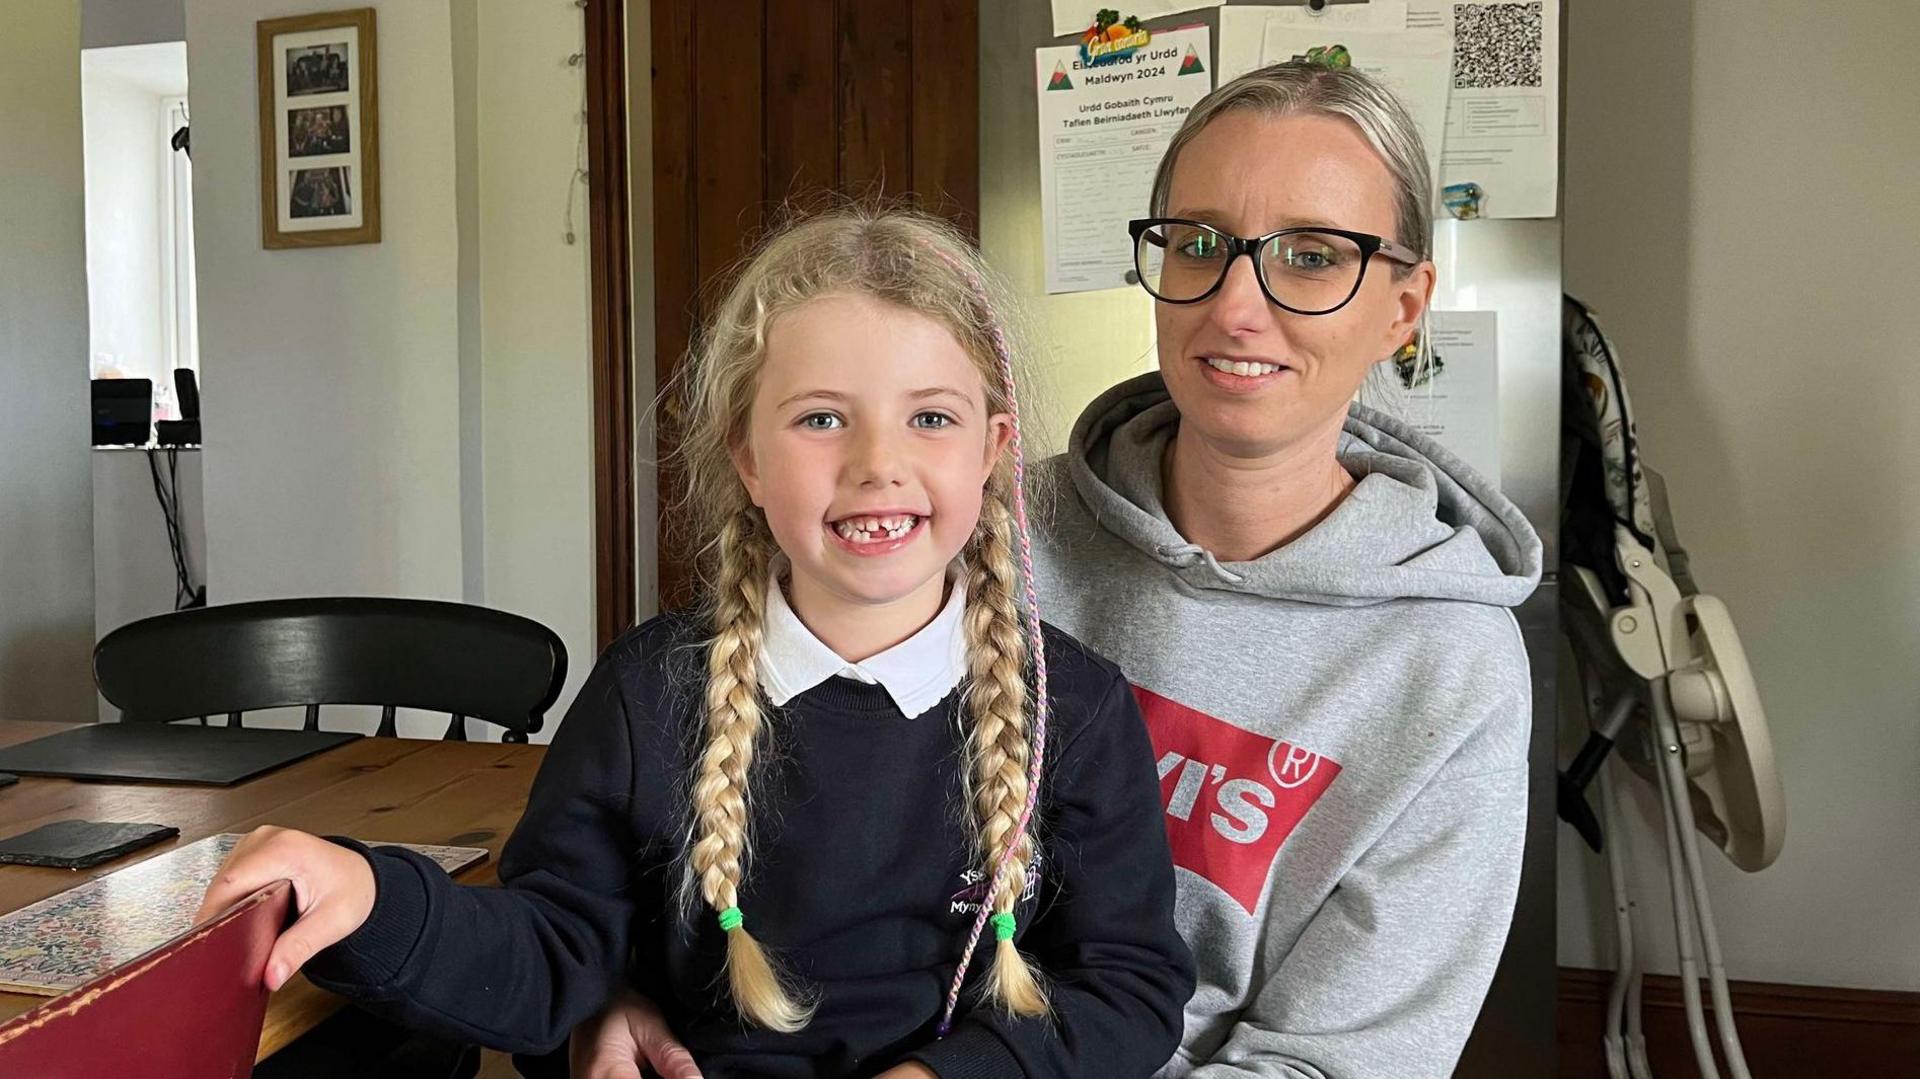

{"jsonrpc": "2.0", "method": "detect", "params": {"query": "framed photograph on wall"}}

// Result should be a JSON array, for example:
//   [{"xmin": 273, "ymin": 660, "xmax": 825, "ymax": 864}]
[{"xmin": 257, "ymin": 8, "xmax": 380, "ymax": 248}]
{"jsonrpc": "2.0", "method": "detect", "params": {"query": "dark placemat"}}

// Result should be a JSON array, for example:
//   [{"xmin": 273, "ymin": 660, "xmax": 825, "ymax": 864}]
[
  {"xmin": 0, "ymin": 820, "xmax": 180, "ymax": 869},
  {"xmin": 0, "ymin": 723, "xmax": 361, "ymax": 787}
]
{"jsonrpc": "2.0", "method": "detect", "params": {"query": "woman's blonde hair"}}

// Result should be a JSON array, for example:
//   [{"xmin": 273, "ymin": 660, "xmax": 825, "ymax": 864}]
[{"xmin": 667, "ymin": 205, "xmax": 1051, "ymax": 1031}]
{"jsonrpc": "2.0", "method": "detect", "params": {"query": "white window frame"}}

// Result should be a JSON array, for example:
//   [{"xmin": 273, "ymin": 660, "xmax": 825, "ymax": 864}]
[{"xmin": 159, "ymin": 95, "xmax": 198, "ymax": 386}]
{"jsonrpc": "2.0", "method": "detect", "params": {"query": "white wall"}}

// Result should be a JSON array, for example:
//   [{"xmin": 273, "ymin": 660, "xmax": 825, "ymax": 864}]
[
  {"xmin": 473, "ymin": 0, "xmax": 596, "ymax": 731},
  {"xmin": 452, "ymin": 0, "xmax": 485, "ymax": 605},
  {"xmin": 84, "ymin": 0, "xmax": 186, "ymax": 50},
  {"xmin": 93, "ymin": 449, "xmax": 206, "ymax": 722},
  {"xmin": 1559, "ymin": 0, "xmax": 1920, "ymax": 990},
  {"xmin": 0, "ymin": 2, "xmax": 96, "ymax": 725},
  {"xmin": 183, "ymin": 0, "xmax": 598, "ymax": 736},
  {"xmin": 187, "ymin": 0, "xmax": 465, "ymax": 607}
]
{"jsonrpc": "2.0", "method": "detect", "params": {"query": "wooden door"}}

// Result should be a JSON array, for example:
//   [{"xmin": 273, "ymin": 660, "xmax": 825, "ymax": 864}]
[{"xmin": 648, "ymin": 0, "xmax": 980, "ymax": 609}]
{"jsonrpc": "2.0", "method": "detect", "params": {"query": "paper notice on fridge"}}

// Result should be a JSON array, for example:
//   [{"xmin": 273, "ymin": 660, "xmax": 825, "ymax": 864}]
[
  {"xmin": 1256, "ymin": 24, "xmax": 1453, "ymax": 197},
  {"xmin": 1219, "ymin": 3, "xmax": 1410, "ymax": 83},
  {"xmin": 1223, "ymin": 2, "xmax": 1558, "ymax": 219},
  {"xmin": 1403, "ymin": 310, "xmax": 1500, "ymax": 485},
  {"xmin": 1411, "ymin": 0, "xmax": 1559, "ymax": 217},
  {"xmin": 1036, "ymin": 26, "xmax": 1213, "ymax": 294},
  {"xmin": 1051, "ymin": 2, "xmax": 1223, "ymax": 39}
]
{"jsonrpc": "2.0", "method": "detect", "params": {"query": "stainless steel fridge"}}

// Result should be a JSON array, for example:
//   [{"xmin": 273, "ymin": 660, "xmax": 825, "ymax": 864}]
[{"xmin": 978, "ymin": 2, "xmax": 1563, "ymax": 1073}]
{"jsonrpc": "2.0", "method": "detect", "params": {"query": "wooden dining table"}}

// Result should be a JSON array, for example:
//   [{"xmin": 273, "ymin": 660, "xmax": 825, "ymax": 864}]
[{"xmin": 0, "ymin": 720, "xmax": 546, "ymax": 1063}]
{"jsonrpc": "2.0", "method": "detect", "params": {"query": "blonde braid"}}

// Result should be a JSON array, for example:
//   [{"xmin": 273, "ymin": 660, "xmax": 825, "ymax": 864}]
[
  {"xmin": 688, "ymin": 510, "xmax": 814, "ymax": 1031},
  {"xmin": 961, "ymin": 498, "xmax": 1049, "ymax": 1016}
]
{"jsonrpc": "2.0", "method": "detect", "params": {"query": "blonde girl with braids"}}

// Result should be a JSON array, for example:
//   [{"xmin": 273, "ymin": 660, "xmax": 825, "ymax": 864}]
[{"xmin": 199, "ymin": 208, "xmax": 1193, "ymax": 1078}]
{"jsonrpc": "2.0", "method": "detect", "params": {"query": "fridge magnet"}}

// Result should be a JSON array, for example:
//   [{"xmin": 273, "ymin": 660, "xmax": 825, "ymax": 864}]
[
  {"xmin": 1442, "ymin": 181, "xmax": 1485, "ymax": 220},
  {"xmin": 1080, "ymin": 9, "xmax": 1150, "ymax": 67}
]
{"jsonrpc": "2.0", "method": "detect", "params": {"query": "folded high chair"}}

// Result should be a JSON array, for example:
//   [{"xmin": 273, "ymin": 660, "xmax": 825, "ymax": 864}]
[{"xmin": 1556, "ymin": 296, "xmax": 1786, "ymax": 1079}]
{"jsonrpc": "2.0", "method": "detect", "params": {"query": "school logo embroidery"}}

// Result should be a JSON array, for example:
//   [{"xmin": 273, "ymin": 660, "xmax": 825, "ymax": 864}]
[
  {"xmin": 948, "ymin": 851, "xmax": 1043, "ymax": 916},
  {"xmin": 1134, "ymin": 686, "xmax": 1341, "ymax": 914}
]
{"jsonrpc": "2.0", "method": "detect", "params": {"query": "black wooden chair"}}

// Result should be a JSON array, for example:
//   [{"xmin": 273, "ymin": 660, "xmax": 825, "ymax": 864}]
[{"xmin": 93, "ymin": 597, "xmax": 566, "ymax": 743}]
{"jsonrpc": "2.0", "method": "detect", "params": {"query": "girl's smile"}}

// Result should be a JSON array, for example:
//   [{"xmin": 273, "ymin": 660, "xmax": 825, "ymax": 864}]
[{"xmin": 827, "ymin": 510, "xmax": 930, "ymax": 553}]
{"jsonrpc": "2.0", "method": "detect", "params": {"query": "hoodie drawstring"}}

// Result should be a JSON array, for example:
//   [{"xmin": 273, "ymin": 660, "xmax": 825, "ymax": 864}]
[{"xmin": 1155, "ymin": 543, "xmax": 1246, "ymax": 585}]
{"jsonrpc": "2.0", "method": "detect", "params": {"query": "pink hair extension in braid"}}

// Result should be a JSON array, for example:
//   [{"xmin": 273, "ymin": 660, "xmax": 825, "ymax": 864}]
[{"xmin": 925, "ymin": 245, "xmax": 1051, "ymax": 1037}]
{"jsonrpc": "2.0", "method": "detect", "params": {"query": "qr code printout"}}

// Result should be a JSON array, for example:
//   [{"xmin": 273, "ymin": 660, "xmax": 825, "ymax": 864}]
[{"xmin": 1453, "ymin": 2, "xmax": 1543, "ymax": 89}]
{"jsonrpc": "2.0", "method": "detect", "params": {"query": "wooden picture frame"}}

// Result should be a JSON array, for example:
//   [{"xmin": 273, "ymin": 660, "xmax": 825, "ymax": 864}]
[{"xmin": 257, "ymin": 8, "xmax": 380, "ymax": 249}]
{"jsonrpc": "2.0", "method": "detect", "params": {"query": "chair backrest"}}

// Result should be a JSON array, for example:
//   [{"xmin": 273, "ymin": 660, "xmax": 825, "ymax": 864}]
[
  {"xmin": 0, "ymin": 880, "xmax": 290, "ymax": 1079},
  {"xmin": 94, "ymin": 598, "xmax": 567, "ymax": 740}
]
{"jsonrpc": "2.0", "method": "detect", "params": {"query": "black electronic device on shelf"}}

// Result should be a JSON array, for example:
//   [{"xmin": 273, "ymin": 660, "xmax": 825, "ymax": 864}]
[
  {"xmin": 155, "ymin": 368, "xmax": 200, "ymax": 446},
  {"xmin": 92, "ymin": 378, "xmax": 153, "ymax": 446}
]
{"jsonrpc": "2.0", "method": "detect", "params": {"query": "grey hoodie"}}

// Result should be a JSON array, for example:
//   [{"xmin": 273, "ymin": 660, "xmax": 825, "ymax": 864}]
[{"xmin": 1033, "ymin": 373, "xmax": 1541, "ymax": 1079}]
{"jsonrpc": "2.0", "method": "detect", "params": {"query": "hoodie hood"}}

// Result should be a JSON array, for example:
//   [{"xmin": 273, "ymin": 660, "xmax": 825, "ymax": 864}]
[{"xmin": 1065, "ymin": 372, "xmax": 1542, "ymax": 608}]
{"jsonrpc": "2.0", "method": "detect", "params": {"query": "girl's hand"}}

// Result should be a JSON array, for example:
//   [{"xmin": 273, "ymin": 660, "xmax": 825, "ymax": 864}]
[
  {"xmin": 875, "ymin": 1067, "xmax": 938, "ymax": 1078},
  {"xmin": 569, "ymin": 989, "xmax": 703, "ymax": 1079},
  {"xmin": 193, "ymin": 825, "xmax": 376, "ymax": 990}
]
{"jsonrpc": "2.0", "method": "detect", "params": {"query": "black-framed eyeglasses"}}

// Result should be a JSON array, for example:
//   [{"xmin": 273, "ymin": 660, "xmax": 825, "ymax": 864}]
[{"xmin": 1128, "ymin": 217, "xmax": 1424, "ymax": 315}]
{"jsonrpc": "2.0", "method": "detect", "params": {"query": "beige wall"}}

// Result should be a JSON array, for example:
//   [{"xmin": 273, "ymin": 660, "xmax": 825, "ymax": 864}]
[
  {"xmin": 1560, "ymin": 0, "xmax": 1920, "ymax": 989},
  {"xmin": 0, "ymin": 1, "xmax": 95, "ymax": 725}
]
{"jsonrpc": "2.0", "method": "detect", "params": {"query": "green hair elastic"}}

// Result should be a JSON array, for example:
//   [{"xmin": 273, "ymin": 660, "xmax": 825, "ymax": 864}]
[
  {"xmin": 990, "ymin": 912, "xmax": 1017, "ymax": 942},
  {"xmin": 718, "ymin": 906, "xmax": 744, "ymax": 932}
]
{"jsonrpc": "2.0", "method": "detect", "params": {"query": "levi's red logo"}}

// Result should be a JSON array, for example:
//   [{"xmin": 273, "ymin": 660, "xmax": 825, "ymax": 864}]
[{"xmin": 1134, "ymin": 685, "xmax": 1341, "ymax": 914}]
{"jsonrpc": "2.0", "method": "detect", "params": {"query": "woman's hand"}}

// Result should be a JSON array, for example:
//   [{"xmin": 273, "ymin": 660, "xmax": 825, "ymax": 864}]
[
  {"xmin": 569, "ymin": 988, "xmax": 703, "ymax": 1079},
  {"xmin": 193, "ymin": 825, "xmax": 376, "ymax": 990},
  {"xmin": 875, "ymin": 1066, "xmax": 938, "ymax": 1078}
]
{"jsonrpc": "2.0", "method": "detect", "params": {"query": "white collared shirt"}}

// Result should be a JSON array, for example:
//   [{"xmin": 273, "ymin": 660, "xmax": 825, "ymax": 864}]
[{"xmin": 758, "ymin": 567, "xmax": 968, "ymax": 719}]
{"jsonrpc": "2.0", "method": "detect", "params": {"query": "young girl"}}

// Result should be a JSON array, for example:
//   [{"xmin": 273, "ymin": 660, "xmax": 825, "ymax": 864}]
[{"xmin": 198, "ymin": 209, "xmax": 1193, "ymax": 1077}]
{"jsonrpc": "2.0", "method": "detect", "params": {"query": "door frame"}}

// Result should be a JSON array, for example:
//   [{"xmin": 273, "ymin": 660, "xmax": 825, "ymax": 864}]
[{"xmin": 586, "ymin": 0, "xmax": 636, "ymax": 650}]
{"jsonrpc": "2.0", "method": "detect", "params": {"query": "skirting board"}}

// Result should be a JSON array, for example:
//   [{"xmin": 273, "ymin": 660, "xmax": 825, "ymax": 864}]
[{"xmin": 1556, "ymin": 966, "xmax": 1920, "ymax": 1078}]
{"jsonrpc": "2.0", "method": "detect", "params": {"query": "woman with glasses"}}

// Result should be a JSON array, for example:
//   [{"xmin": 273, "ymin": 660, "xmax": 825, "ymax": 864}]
[
  {"xmin": 1033, "ymin": 61, "xmax": 1540, "ymax": 1079},
  {"xmin": 574, "ymin": 62, "xmax": 1539, "ymax": 1079}
]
